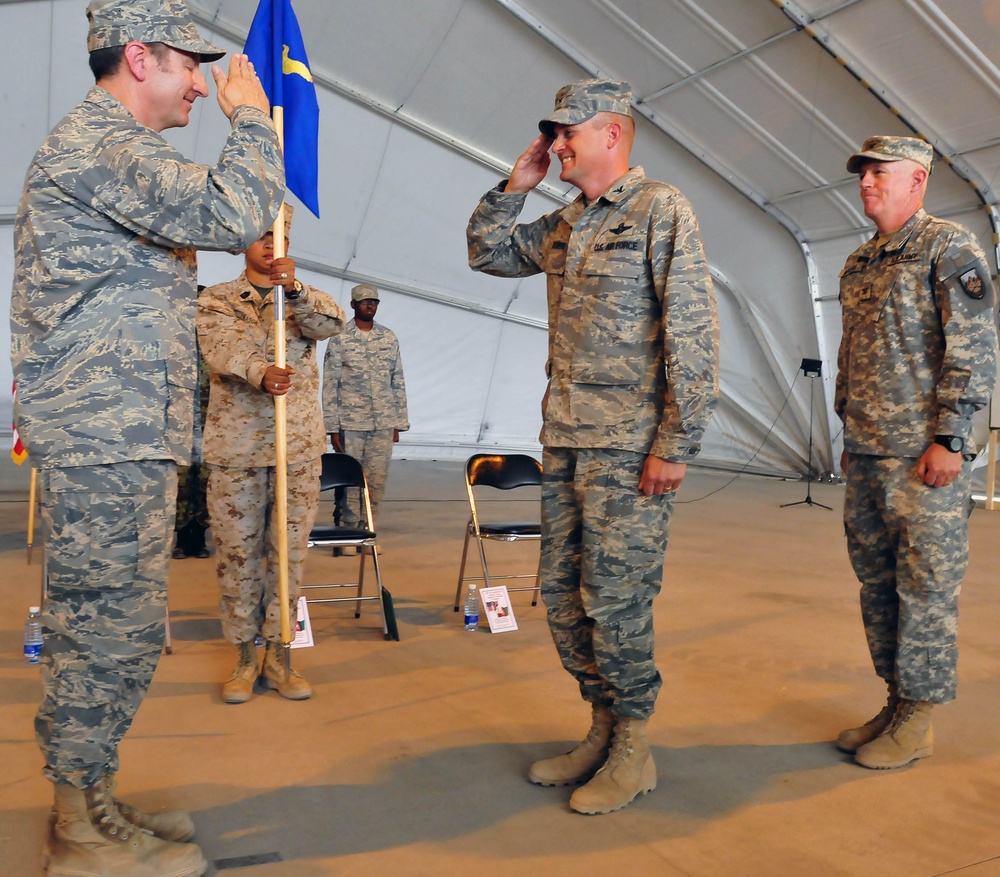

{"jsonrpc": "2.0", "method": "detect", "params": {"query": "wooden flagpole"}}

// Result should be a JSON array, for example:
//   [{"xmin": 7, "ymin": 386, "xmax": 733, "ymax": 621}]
[{"xmin": 270, "ymin": 105, "xmax": 293, "ymax": 663}]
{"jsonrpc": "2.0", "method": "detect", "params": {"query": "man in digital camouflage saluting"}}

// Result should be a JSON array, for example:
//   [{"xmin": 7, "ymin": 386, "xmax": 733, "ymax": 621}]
[
  {"xmin": 10, "ymin": 1, "xmax": 284, "ymax": 874},
  {"xmin": 467, "ymin": 79, "xmax": 719, "ymax": 815}
]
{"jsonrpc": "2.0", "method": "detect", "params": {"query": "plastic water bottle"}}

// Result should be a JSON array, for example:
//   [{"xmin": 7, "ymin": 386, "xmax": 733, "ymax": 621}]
[
  {"xmin": 463, "ymin": 585, "xmax": 479, "ymax": 631},
  {"xmin": 23, "ymin": 606, "xmax": 42, "ymax": 664}
]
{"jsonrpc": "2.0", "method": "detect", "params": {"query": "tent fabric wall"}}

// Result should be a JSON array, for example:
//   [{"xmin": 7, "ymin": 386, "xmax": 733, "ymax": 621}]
[{"xmin": 1, "ymin": 0, "xmax": 998, "ymax": 475}]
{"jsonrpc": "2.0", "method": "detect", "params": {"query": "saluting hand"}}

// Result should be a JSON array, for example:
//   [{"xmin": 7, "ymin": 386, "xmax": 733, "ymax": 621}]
[
  {"xmin": 506, "ymin": 134, "xmax": 554, "ymax": 194},
  {"xmin": 212, "ymin": 53, "xmax": 270, "ymax": 120}
]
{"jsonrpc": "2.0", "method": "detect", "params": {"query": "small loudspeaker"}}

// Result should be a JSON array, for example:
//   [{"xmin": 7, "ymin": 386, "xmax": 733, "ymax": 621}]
[{"xmin": 800, "ymin": 358, "xmax": 822, "ymax": 377}]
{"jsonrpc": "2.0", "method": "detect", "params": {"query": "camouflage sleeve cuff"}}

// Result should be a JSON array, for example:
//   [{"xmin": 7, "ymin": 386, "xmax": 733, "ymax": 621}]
[
  {"xmin": 246, "ymin": 358, "xmax": 270, "ymax": 391},
  {"xmin": 230, "ymin": 104, "xmax": 274, "ymax": 129},
  {"xmin": 650, "ymin": 434, "xmax": 701, "ymax": 462},
  {"xmin": 935, "ymin": 415, "xmax": 972, "ymax": 441},
  {"xmin": 489, "ymin": 180, "xmax": 529, "ymax": 202}
]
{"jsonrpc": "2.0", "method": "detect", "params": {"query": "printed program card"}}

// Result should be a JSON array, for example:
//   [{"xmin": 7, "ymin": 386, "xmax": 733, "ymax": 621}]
[{"xmin": 480, "ymin": 585, "xmax": 518, "ymax": 633}]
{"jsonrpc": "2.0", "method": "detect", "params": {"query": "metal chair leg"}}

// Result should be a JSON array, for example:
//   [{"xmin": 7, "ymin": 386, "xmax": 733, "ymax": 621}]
[{"xmin": 454, "ymin": 523, "xmax": 473, "ymax": 610}]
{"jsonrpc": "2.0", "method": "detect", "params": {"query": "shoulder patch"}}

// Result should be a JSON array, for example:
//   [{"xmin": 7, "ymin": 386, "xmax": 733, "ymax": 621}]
[{"xmin": 959, "ymin": 267, "xmax": 985, "ymax": 300}]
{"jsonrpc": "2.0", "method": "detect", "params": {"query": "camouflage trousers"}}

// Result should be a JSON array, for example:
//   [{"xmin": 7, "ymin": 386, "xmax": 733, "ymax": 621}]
[
  {"xmin": 207, "ymin": 459, "xmax": 321, "ymax": 644},
  {"xmin": 337, "ymin": 430, "xmax": 394, "ymax": 527},
  {"xmin": 844, "ymin": 453, "xmax": 973, "ymax": 703},
  {"xmin": 35, "ymin": 461, "xmax": 176, "ymax": 789},
  {"xmin": 540, "ymin": 447, "xmax": 672, "ymax": 720}
]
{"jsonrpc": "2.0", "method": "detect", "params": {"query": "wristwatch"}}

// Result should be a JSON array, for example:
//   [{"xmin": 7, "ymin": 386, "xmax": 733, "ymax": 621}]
[
  {"xmin": 934, "ymin": 435, "xmax": 964, "ymax": 453},
  {"xmin": 285, "ymin": 279, "xmax": 304, "ymax": 300}
]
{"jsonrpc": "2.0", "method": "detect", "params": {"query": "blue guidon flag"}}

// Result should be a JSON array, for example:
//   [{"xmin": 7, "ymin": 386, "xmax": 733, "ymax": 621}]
[{"xmin": 245, "ymin": 0, "xmax": 321, "ymax": 217}]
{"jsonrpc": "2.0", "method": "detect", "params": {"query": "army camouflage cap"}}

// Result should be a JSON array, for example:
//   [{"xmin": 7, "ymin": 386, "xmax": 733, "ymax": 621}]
[
  {"xmin": 351, "ymin": 284, "xmax": 379, "ymax": 303},
  {"xmin": 87, "ymin": 0, "xmax": 226, "ymax": 62},
  {"xmin": 538, "ymin": 79, "xmax": 633, "ymax": 138},
  {"xmin": 846, "ymin": 135, "xmax": 933, "ymax": 174}
]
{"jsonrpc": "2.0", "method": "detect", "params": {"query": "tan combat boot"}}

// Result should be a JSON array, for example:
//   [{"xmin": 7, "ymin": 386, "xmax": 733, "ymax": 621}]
[
  {"xmin": 98, "ymin": 773, "xmax": 195, "ymax": 843},
  {"xmin": 261, "ymin": 640, "xmax": 313, "ymax": 700},
  {"xmin": 528, "ymin": 704, "xmax": 614, "ymax": 786},
  {"xmin": 855, "ymin": 699, "xmax": 934, "ymax": 769},
  {"xmin": 46, "ymin": 782, "xmax": 206, "ymax": 877},
  {"xmin": 569, "ymin": 715, "xmax": 656, "ymax": 814},
  {"xmin": 836, "ymin": 682, "xmax": 900, "ymax": 753},
  {"xmin": 222, "ymin": 641, "xmax": 259, "ymax": 704}
]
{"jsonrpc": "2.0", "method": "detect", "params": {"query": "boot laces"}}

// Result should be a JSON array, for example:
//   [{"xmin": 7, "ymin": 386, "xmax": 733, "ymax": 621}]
[
  {"xmin": 88, "ymin": 787, "xmax": 151, "ymax": 842},
  {"xmin": 608, "ymin": 722, "xmax": 635, "ymax": 762},
  {"xmin": 887, "ymin": 700, "xmax": 917, "ymax": 734}
]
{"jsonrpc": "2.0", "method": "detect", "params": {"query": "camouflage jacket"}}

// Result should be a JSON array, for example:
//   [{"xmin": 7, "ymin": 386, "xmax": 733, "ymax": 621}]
[
  {"xmin": 198, "ymin": 272, "xmax": 345, "ymax": 467},
  {"xmin": 836, "ymin": 209, "xmax": 999, "ymax": 457},
  {"xmin": 10, "ymin": 86, "xmax": 283, "ymax": 469},
  {"xmin": 322, "ymin": 321, "xmax": 409, "ymax": 432},
  {"xmin": 467, "ymin": 166, "xmax": 719, "ymax": 459}
]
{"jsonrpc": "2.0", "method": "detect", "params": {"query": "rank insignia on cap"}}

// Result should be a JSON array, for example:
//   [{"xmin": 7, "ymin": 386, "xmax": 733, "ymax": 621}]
[{"xmin": 960, "ymin": 268, "xmax": 985, "ymax": 300}]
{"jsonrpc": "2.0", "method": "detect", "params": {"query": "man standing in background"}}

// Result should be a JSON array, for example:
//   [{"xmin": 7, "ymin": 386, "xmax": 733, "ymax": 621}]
[
  {"xmin": 835, "ymin": 135, "xmax": 998, "ymax": 770},
  {"xmin": 323, "ymin": 283, "xmax": 409, "ymax": 532}
]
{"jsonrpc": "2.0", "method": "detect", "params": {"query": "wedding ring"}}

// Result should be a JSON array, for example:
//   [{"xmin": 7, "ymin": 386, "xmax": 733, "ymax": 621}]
[{"xmin": 280, "ymin": 272, "xmax": 288, "ymax": 279}]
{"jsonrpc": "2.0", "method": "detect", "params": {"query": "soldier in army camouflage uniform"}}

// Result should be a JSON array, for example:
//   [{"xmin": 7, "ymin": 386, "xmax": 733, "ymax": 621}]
[
  {"xmin": 322, "ymin": 284, "xmax": 409, "ymax": 534},
  {"xmin": 466, "ymin": 79, "xmax": 719, "ymax": 814},
  {"xmin": 835, "ymin": 136, "xmax": 998, "ymax": 770},
  {"xmin": 9, "ymin": 2, "xmax": 284, "ymax": 875},
  {"xmin": 198, "ymin": 206, "xmax": 345, "ymax": 705}
]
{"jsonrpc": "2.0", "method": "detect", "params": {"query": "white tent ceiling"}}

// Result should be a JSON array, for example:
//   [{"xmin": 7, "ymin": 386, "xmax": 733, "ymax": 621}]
[{"xmin": 1, "ymin": 0, "xmax": 998, "ymax": 475}]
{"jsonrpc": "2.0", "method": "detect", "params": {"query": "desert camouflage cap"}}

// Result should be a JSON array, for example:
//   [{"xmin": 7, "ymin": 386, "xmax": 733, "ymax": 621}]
[
  {"xmin": 846, "ymin": 135, "xmax": 933, "ymax": 174},
  {"xmin": 351, "ymin": 284, "xmax": 379, "ymax": 302},
  {"xmin": 538, "ymin": 79, "xmax": 632, "ymax": 138},
  {"xmin": 87, "ymin": 0, "xmax": 225, "ymax": 62}
]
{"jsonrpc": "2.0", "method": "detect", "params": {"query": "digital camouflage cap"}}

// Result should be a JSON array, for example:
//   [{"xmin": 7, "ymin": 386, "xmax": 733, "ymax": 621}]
[
  {"xmin": 351, "ymin": 284, "xmax": 379, "ymax": 302},
  {"xmin": 86, "ymin": 0, "xmax": 225, "ymax": 61},
  {"xmin": 538, "ymin": 79, "xmax": 633, "ymax": 138},
  {"xmin": 846, "ymin": 136, "xmax": 933, "ymax": 174}
]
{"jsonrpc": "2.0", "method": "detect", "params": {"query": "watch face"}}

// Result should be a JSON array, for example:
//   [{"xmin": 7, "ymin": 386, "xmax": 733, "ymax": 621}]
[{"xmin": 938, "ymin": 436, "xmax": 962, "ymax": 452}]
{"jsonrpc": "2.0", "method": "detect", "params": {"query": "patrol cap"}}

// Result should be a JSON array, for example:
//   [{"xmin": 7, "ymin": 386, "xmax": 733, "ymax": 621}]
[
  {"xmin": 86, "ymin": 0, "xmax": 226, "ymax": 62},
  {"xmin": 538, "ymin": 79, "xmax": 633, "ymax": 138},
  {"xmin": 846, "ymin": 136, "xmax": 933, "ymax": 174},
  {"xmin": 351, "ymin": 284, "xmax": 379, "ymax": 303}
]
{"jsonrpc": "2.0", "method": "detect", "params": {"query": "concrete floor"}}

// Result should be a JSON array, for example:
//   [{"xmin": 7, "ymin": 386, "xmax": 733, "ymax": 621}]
[{"xmin": 3, "ymin": 459, "xmax": 1000, "ymax": 876}]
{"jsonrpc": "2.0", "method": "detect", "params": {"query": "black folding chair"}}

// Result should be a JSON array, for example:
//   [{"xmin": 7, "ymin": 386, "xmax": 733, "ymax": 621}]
[
  {"xmin": 453, "ymin": 453, "xmax": 542, "ymax": 613},
  {"xmin": 305, "ymin": 453, "xmax": 398, "ymax": 640}
]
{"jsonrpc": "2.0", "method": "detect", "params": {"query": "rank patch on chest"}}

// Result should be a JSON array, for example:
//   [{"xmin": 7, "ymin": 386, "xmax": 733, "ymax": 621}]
[
  {"xmin": 960, "ymin": 268, "xmax": 985, "ymax": 300},
  {"xmin": 859, "ymin": 286, "xmax": 872, "ymax": 301}
]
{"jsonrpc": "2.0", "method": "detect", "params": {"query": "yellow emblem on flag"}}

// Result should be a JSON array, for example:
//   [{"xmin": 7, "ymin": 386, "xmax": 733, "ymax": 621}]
[{"xmin": 282, "ymin": 45, "xmax": 313, "ymax": 82}]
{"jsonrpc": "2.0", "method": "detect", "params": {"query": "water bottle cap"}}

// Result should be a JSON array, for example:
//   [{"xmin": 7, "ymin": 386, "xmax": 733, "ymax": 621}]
[{"xmin": 29, "ymin": 606, "xmax": 40, "ymax": 613}]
